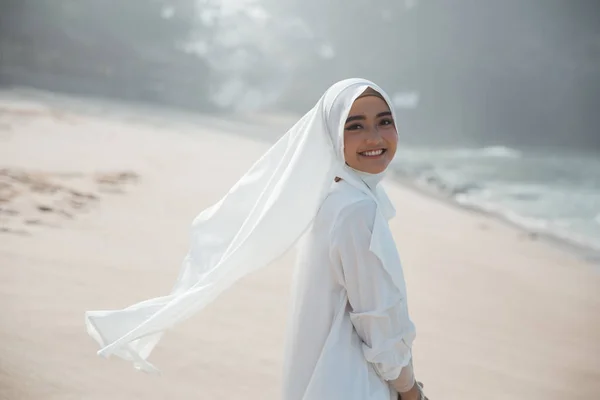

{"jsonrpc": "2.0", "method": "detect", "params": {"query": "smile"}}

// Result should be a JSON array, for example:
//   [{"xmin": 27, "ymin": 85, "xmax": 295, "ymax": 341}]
[{"xmin": 358, "ymin": 149, "xmax": 387, "ymax": 157}]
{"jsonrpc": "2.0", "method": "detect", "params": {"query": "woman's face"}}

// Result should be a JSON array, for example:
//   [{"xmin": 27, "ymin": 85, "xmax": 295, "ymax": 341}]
[{"xmin": 343, "ymin": 92, "xmax": 398, "ymax": 174}]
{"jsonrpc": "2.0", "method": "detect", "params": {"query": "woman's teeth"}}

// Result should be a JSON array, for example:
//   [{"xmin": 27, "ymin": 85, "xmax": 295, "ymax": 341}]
[{"xmin": 360, "ymin": 149, "xmax": 385, "ymax": 157}]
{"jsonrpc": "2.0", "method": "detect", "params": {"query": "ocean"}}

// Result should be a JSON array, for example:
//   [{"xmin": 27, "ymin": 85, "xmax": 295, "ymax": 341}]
[{"xmin": 391, "ymin": 145, "xmax": 600, "ymax": 258}]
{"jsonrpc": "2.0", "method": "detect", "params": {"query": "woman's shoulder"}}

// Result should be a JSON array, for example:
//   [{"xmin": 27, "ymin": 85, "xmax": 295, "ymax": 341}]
[{"xmin": 318, "ymin": 181, "xmax": 377, "ymax": 232}]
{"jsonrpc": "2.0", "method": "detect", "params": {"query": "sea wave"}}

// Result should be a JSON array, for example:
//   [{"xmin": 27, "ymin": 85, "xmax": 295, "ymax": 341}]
[
  {"xmin": 441, "ymin": 146, "xmax": 522, "ymax": 159},
  {"xmin": 391, "ymin": 147, "xmax": 600, "ymax": 258}
]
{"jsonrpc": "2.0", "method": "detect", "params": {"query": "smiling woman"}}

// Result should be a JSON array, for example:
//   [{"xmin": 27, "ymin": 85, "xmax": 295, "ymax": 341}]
[
  {"xmin": 343, "ymin": 87, "xmax": 399, "ymax": 174},
  {"xmin": 85, "ymin": 78, "xmax": 426, "ymax": 400},
  {"xmin": 282, "ymin": 82, "xmax": 426, "ymax": 400}
]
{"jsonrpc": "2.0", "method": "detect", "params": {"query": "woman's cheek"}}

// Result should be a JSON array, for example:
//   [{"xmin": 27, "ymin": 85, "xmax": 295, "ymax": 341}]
[
  {"xmin": 383, "ymin": 129, "xmax": 398, "ymax": 144},
  {"xmin": 344, "ymin": 134, "xmax": 360, "ymax": 154}
]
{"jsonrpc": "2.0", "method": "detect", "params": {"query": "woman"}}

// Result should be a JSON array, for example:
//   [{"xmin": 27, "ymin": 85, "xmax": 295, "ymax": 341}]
[{"xmin": 85, "ymin": 78, "xmax": 427, "ymax": 400}]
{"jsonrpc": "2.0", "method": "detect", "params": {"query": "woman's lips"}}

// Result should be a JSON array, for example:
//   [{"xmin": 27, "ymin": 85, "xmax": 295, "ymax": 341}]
[{"xmin": 358, "ymin": 148, "xmax": 387, "ymax": 157}]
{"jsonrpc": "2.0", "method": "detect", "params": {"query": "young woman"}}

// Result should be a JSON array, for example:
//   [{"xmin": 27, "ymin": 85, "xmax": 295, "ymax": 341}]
[{"xmin": 86, "ymin": 78, "xmax": 427, "ymax": 400}]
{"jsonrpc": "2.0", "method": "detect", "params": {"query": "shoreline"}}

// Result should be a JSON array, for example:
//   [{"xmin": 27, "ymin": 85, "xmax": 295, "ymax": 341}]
[{"xmin": 388, "ymin": 169, "xmax": 600, "ymax": 267}]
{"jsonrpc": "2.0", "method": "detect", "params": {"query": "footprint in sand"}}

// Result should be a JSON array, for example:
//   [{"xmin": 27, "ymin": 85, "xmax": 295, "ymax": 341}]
[
  {"xmin": 0, "ymin": 168, "xmax": 139, "ymax": 235},
  {"xmin": 95, "ymin": 171, "xmax": 139, "ymax": 194}
]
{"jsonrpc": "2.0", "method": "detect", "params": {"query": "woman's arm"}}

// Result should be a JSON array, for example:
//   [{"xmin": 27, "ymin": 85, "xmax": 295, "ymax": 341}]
[
  {"xmin": 390, "ymin": 359, "xmax": 415, "ymax": 392},
  {"xmin": 396, "ymin": 381, "xmax": 426, "ymax": 400},
  {"xmin": 330, "ymin": 200, "xmax": 422, "ymax": 393},
  {"xmin": 389, "ymin": 360, "xmax": 427, "ymax": 399}
]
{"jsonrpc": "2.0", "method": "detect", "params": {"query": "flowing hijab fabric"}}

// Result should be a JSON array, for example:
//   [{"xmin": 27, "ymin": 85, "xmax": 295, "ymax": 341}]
[{"xmin": 85, "ymin": 78, "xmax": 402, "ymax": 373}]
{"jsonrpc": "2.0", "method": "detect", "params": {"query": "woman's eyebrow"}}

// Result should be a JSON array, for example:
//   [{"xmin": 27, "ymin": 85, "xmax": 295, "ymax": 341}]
[
  {"xmin": 345, "ymin": 115, "xmax": 366, "ymax": 123},
  {"xmin": 345, "ymin": 111, "xmax": 392, "ymax": 124}
]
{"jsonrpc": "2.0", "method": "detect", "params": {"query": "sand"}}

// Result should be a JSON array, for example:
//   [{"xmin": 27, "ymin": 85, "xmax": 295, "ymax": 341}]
[{"xmin": 0, "ymin": 93, "xmax": 598, "ymax": 400}]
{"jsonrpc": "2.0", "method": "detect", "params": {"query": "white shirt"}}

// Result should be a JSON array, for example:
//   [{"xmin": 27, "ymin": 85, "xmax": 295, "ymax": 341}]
[{"xmin": 282, "ymin": 180, "xmax": 416, "ymax": 400}]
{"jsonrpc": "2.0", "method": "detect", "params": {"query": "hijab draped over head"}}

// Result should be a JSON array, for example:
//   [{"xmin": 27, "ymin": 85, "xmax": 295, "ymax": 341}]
[{"xmin": 85, "ymin": 78, "xmax": 402, "ymax": 373}]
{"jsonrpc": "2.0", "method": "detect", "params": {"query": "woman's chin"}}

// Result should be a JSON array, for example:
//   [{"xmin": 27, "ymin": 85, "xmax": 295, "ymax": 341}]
[{"xmin": 351, "ymin": 160, "xmax": 390, "ymax": 174}]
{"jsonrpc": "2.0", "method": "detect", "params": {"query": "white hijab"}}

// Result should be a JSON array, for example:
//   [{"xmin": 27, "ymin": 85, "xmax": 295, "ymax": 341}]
[{"xmin": 85, "ymin": 78, "xmax": 404, "ymax": 373}]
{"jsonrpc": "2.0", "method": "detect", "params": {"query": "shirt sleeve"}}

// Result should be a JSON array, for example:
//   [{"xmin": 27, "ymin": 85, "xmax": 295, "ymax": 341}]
[{"xmin": 330, "ymin": 199, "xmax": 415, "ymax": 383}]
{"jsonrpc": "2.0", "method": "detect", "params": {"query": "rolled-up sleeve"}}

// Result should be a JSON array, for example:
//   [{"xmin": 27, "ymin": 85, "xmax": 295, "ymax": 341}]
[{"xmin": 330, "ymin": 199, "xmax": 415, "ymax": 383}]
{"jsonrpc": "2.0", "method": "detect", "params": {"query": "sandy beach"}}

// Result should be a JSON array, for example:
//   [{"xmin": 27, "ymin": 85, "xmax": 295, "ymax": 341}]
[{"xmin": 0, "ymin": 93, "xmax": 598, "ymax": 400}]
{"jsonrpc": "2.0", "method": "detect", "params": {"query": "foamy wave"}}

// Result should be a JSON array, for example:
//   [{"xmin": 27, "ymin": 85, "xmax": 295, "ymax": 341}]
[
  {"xmin": 392, "ymin": 146, "xmax": 600, "ymax": 256},
  {"xmin": 446, "ymin": 146, "xmax": 522, "ymax": 159},
  {"xmin": 481, "ymin": 146, "xmax": 522, "ymax": 158}
]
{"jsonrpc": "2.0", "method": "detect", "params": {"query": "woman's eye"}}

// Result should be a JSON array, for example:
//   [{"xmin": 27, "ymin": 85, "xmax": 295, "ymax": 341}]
[
  {"xmin": 380, "ymin": 118, "xmax": 394, "ymax": 126},
  {"xmin": 345, "ymin": 124, "xmax": 362, "ymax": 131}
]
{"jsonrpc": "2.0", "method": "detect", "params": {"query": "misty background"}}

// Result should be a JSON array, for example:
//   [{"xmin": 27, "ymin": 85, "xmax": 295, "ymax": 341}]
[
  {"xmin": 1, "ymin": 0, "xmax": 599, "ymax": 149},
  {"xmin": 2, "ymin": 0, "xmax": 600, "ymax": 253}
]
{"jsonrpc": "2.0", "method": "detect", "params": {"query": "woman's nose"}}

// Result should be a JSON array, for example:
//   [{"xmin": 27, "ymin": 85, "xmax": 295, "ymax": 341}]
[{"xmin": 365, "ymin": 126, "xmax": 383, "ymax": 143}]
